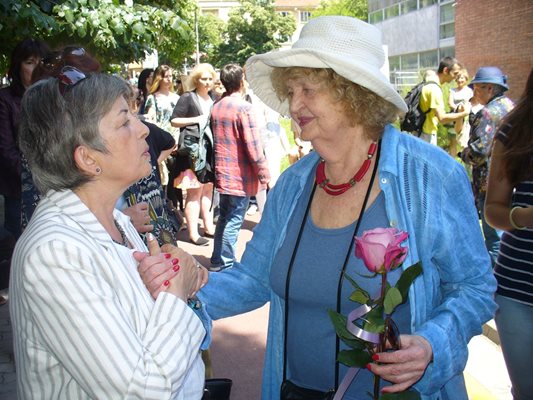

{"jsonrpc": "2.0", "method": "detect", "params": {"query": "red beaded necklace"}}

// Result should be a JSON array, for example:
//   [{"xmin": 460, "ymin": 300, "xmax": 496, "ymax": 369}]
[{"xmin": 315, "ymin": 141, "xmax": 377, "ymax": 196}]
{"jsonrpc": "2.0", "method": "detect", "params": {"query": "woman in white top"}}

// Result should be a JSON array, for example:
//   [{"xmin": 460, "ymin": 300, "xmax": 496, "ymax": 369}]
[
  {"xmin": 11, "ymin": 69, "xmax": 208, "ymax": 399},
  {"xmin": 144, "ymin": 65, "xmax": 180, "ymax": 187},
  {"xmin": 145, "ymin": 65, "xmax": 180, "ymax": 132},
  {"xmin": 448, "ymin": 68, "xmax": 474, "ymax": 152}
]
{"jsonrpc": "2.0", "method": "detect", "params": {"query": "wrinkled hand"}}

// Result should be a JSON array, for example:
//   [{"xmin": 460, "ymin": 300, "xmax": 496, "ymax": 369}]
[
  {"xmin": 123, "ymin": 202, "xmax": 153, "ymax": 234},
  {"xmin": 368, "ymin": 334, "xmax": 433, "ymax": 394},
  {"xmin": 134, "ymin": 234, "xmax": 179, "ymax": 299}
]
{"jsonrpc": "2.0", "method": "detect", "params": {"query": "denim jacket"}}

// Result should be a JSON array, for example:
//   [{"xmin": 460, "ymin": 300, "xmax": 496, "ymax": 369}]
[{"xmin": 199, "ymin": 125, "xmax": 497, "ymax": 399}]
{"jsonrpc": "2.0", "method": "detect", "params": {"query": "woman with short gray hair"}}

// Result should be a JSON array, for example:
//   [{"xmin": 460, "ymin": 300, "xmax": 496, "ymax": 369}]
[{"xmin": 10, "ymin": 69, "xmax": 208, "ymax": 399}]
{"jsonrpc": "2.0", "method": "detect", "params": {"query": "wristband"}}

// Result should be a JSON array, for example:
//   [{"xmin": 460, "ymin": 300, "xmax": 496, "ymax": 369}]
[{"xmin": 509, "ymin": 206, "xmax": 526, "ymax": 230}]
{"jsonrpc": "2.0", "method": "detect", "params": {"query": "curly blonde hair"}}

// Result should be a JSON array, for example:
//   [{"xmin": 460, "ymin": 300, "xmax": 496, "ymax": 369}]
[{"xmin": 271, "ymin": 67, "xmax": 400, "ymax": 139}]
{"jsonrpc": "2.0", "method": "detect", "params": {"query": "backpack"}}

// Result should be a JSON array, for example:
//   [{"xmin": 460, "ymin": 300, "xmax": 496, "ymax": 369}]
[{"xmin": 400, "ymin": 81, "xmax": 439, "ymax": 135}]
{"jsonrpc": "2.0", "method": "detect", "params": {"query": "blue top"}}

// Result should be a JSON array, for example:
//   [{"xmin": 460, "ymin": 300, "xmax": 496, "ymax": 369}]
[
  {"xmin": 270, "ymin": 179, "xmax": 411, "ymax": 398},
  {"xmin": 494, "ymin": 124, "xmax": 533, "ymax": 306},
  {"xmin": 199, "ymin": 125, "xmax": 497, "ymax": 400}
]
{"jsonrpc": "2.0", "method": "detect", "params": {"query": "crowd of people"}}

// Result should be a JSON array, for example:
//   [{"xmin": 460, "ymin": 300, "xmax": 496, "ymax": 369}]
[{"xmin": 0, "ymin": 15, "xmax": 531, "ymax": 400}]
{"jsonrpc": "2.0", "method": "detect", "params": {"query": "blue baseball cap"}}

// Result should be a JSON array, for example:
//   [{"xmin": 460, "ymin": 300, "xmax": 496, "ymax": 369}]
[{"xmin": 470, "ymin": 66, "xmax": 509, "ymax": 91}]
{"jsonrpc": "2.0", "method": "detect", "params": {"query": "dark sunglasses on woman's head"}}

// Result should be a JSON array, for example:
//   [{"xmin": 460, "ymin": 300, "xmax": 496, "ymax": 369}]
[
  {"xmin": 57, "ymin": 66, "xmax": 87, "ymax": 96},
  {"xmin": 42, "ymin": 47, "xmax": 86, "ymax": 69}
]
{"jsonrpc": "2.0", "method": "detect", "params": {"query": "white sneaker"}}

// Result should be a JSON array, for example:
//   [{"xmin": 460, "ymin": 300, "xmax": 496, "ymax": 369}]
[{"xmin": 247, "ymin": 204, "xmax": 258, "ymax": 216}]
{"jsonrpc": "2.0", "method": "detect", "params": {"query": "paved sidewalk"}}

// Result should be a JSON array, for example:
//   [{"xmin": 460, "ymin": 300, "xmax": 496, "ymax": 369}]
[{"xmin": 0, "ymin": 210, "xmax": 513, "ymax": 399}]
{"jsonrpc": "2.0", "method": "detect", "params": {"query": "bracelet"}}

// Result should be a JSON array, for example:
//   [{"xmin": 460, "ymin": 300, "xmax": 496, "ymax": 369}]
[{"xmin": 509, "ymin": 206, "xmax": 526, "ymax": 230}]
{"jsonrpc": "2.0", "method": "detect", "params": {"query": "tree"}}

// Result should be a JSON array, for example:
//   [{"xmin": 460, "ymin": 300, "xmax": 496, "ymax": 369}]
[
  {"xmin": 0, "ymin": 0, "xmax": 196, "ymax": 73},
  {"xmin": 197, "ymin": 13, "xmax": 226, "ymax": 66},
  {"xmin": 211, "ymin": 0, "xmax": 296, "ymax": 68},
  {"xmin": 312, "ymin": 0, "xmax": 367, "ymax": 20}
]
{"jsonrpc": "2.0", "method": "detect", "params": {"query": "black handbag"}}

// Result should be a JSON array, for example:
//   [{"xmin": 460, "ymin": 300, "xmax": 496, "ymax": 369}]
[
  {"xmin": 177, "ymin": 92, "xmax": 215, "ymax": 184},
  {"xmin": 280, "ymin": 380, "xmax": 335, "ymax": 400},
  {"xmin": 202, "ymin": 378, "xmax": 232, "ymax": 400}
]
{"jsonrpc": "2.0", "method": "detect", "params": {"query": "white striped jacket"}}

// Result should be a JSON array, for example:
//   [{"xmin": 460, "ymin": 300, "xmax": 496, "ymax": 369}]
[{"xmin": 10, "ymin": 189, "xmax": 205, "ymax": 399}]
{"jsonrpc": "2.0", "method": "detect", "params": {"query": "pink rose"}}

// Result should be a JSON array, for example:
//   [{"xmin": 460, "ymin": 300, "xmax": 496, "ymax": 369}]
[{"xmin": 354, "ymin": 228, "xmax": 409, "ymax": 274}]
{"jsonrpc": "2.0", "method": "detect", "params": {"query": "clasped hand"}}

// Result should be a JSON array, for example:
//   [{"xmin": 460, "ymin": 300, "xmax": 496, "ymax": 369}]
[
  {"xmin": 134, "ymin": 235, "xmax": 208, "ymax": 302},
  {"xmin": 367, "ymin": 334, "xmax": 433, "ymax": 394}
]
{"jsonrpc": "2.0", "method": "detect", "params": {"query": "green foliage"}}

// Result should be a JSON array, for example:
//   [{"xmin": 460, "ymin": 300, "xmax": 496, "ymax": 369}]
[
  {"xmin": 312, "ymin": 0, "xmax": 367, "ymax": 19},
  {"xmin": 0, "ymin": 0, "xmax": 196, "ymax": 73},
  {"xmin": 338, "ymin": 348, "xmax": 372, "ymax": 368},
  {"xmin": 394, "ymin": 262, "xmax": 422, "ymax": 302},
  {"xmin": 198, "ymin": 14, "xmax": 226, "ymax": 66},
  {"xmin": 211, "ymin": 0, "xmax": 296, "ymax": 67},
  {"xmin": 383, "ymin": 287, "xmax": 402, "ymax": 315},
  {"xmin": 363, "ymin": 305, "xmax": 385, "ymax": 334}
]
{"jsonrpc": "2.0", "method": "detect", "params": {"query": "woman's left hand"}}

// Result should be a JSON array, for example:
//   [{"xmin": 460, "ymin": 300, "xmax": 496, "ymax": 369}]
[{"xmin": 368, "ymin": 334, "xmax": 433, "ymax": 394}]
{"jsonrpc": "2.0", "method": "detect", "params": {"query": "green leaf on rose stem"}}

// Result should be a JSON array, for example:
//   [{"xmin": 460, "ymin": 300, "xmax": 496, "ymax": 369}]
[
  {"xmin": 344, "ymin": 273, "xmax": 360, "ymax": 289},
  {"xmin": 395, "ymin": 262, "xmax": 423, "ymax": 302},
  {"xmin": 350, "ymin": 288, "xmax": 370, "ymax": 304},
  {"xmin": 328, "ymin": 310, "xmax": 356, "ymax": 341},
  {"xmin": 379, "ymin": 389, "xmax": 421, "ymax": 399},
  {"xmin": 328, "ymin": 310, "xmax": 369, "ymax": 349},
  {"xmin": 362, "ymin": 305, "xmax": 385, "ymax": 333},
  {"xmin": 384, "ymin": 287, "xmax": 403, "ymax": 314},
  {"xmin": 337, "ymin": 349, "xmax": 372, "ymax": 368}
]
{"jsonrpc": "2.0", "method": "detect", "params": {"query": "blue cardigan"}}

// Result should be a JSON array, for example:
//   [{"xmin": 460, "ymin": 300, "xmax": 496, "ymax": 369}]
[{"xmin": 199, "ymin": 124, "xmax": 497, "ymax": 399}]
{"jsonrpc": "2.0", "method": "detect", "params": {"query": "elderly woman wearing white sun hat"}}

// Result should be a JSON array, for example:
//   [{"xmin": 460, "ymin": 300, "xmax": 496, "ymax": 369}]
[{"xmin": 194, "ymin": 16, "xmax": 497, "ymax": 399}]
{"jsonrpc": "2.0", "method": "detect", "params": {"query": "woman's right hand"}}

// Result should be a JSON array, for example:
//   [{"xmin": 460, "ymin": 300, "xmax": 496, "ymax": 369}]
[{"xmin": 134, "ymin": 234, "xmax": 207, "ymax": 301}]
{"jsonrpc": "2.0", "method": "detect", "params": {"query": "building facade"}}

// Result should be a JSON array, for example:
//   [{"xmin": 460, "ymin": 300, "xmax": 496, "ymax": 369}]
[
  {"xmin": 368, "ymin": 0, "xmax": 456, "ymax": 93},
  {"xmin": 369, "ymin": 0, "xmax": 532, "ymax": 99}
]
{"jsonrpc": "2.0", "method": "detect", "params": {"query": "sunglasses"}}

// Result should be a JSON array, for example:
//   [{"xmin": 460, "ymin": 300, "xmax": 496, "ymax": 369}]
[
  {"xmin": 57, "ymin": 66, "xmax": 87, "ymax": 96},
  {"xmin": 42, "ymin": 47, "xmax": 86, "ymax": 69},
  {"xmin": 383, "ymin": 317, "xmax": 401, "ymax": 351}
]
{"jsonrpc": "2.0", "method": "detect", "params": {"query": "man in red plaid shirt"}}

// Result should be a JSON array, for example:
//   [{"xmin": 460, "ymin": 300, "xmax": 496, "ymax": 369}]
[{"xmin": 209, "ymin": 64, "xmax": 270, "ymax": 271}]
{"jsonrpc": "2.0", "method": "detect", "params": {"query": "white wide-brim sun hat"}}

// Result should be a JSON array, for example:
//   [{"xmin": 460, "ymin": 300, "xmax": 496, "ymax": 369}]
[{"xmin": 245, "ymin": 16, "xmax": 407, "ymax": 117}]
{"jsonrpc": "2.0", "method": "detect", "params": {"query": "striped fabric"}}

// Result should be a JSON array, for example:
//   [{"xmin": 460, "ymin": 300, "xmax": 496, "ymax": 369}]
[
  {"xmin": 10, "ymin": 189, "xmax": 205, "ymax": 399},
  {"xmin": 494, "ymin": 127, "xmax": 533, "ymax": 306}
]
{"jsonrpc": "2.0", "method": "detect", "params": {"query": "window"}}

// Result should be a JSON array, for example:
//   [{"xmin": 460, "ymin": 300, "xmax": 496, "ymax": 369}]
[
  {"xmin": 440, "ymin": 2, "xmax": 454, "ymax": 23},
  {"xmin": 369, "ymin": 10, "xmax": 384, "ymax": 24},
  {"xmin": 439, "ymin": 46, "xmax": 455, "ymax": 59},
  {"xmin": 389, "ymin": 56, "xmax": 401, "ymax": 72},
  {"xmin": 300, "ymin": 11, "xmax": 311, "ymax": 23},
  {"xmin": 440, "ymin": 22, "xmax": 454, "ymax": 39},
  {"xmin": 279, "ymin": 11, "xmax": 289, "ymax": 17},
  {"xmin": 419, "ymin": 50, "xmax": 438, "ymax": 69},
  {"xmin": 400, "ymin": 0, "xmax": 418, "ymax": 15},
  {"xmin": 384, "ymin": 4, "xmax": 400, "ymax": 19},
  {"xmin": 401, "ymin": 53, "xmax": 419, "ymax": 71},
  {"xmin": 420, "ymin": 0, "xmax": 438, "ymax": 7}
]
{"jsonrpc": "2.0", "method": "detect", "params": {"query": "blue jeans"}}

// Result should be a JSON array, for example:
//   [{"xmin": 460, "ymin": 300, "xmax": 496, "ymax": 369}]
[
  {"xmin": 210, "ymin": 194, "xmax": 250, "ymax": 269},
  {"xmin": 495, "ymin": 294, "xmax": 533, "ymax": 400},
  {"xmin": 477, "ymin": 195, "xmax": 502, "ymax": 267}
]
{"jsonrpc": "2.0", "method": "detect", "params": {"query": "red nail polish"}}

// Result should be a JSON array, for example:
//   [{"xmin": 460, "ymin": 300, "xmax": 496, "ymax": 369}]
[
  {"xmin": 172, "ymin": 258, "xmax": 179, "ymax": 265},
  {"xmin": 163, "ymin": 280, "xmax": 170, "ymax": 287},
  {"xmin": 372, "ymin": 354, "xmax": 379, "ymax": 361},
  {"xmin": 173, "ymin": 265, "xmax": 180, "ymax": 272},
  {"xmin": 366, "ymin": 363, "xmax": 372, "ymax": 371},
  {"xmin": 164, "ymin": 253, "xmax": 171, "ymax": 259}
]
